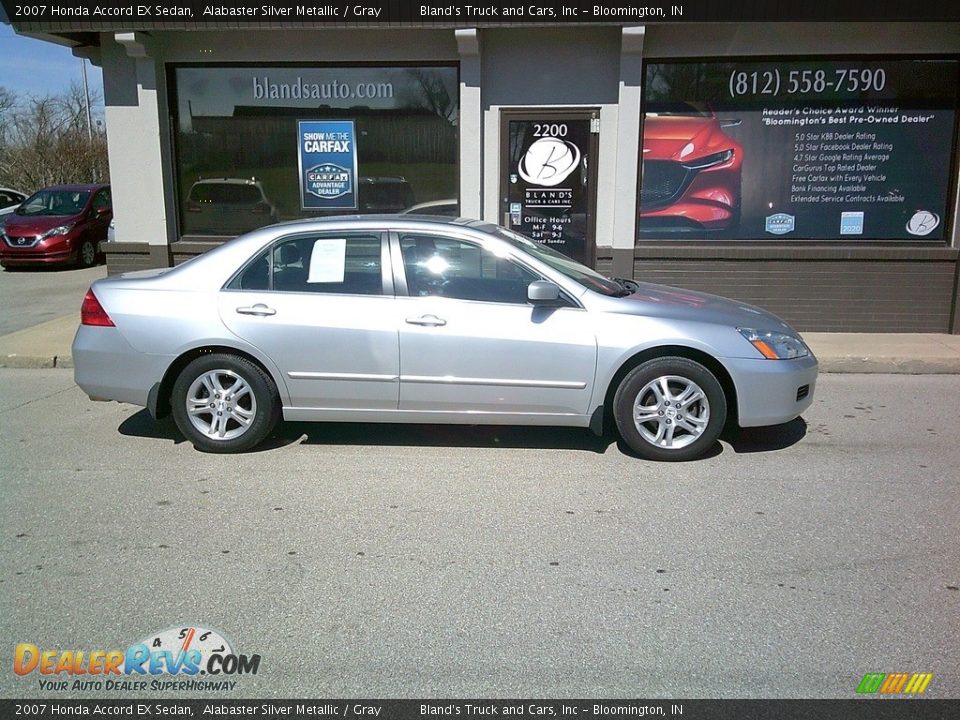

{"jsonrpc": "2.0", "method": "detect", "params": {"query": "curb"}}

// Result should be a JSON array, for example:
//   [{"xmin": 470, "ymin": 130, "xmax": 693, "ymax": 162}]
[
  {"xmin": 819, "ymin": 358, "xmax": 960, "ymax": 374},
  {"xmin": 0, "ymin": 354, "xmax": 73, "ymax": 369},
  {"xmin": 0, "ymin": 314, "xmax": 79, "ymax": 370}
]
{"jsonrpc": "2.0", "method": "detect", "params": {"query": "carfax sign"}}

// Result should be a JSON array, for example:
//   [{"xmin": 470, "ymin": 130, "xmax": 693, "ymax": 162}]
[{"xmin": 298, "ymin": 120, "xmax": 358, "ymax": 210}]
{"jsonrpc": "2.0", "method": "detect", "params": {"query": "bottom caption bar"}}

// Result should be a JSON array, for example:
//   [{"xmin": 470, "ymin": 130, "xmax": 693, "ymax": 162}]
[{"xmin": 1, "ymin": 700, "xmax": 956, "ymax": 719}]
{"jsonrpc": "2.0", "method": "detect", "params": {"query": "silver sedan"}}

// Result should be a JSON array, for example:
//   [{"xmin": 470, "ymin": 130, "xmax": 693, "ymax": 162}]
[{"xmin": 73, "ymin": 217, "xmax": 817, "ymax": 460}]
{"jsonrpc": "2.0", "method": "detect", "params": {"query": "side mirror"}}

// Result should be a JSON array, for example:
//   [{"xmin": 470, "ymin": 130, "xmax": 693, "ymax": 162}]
[
  {"xmin": 719, "ymin": 118, "xmax": 742, "ymax": 128},
  {"xmin": 96, "ymin": 207, "xmax": 111, "ymax": 216},
  {"xmin": 527, "ymin": 280, "xmax": 561, "ymax": 305}
]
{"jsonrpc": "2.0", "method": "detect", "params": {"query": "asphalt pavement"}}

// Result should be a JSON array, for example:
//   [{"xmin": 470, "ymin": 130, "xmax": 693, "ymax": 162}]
[
  {"xmin": 1, "ymin": 369, "xmax": 957, "ymax": 699},
  {"xmin": 0, "ymin": 264, "xmax": 105, "ymax": 335}
]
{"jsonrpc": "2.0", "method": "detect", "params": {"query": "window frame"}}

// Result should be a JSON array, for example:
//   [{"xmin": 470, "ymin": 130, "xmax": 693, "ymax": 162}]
[
  {"xmin": 167, "ymin": 61, "xmax": 461, "ymax": 242},
  {"xmin": 388, "ymin": 229, "xmax": 581, "ymax": 309},
  {"xmin": 91, "ymin": 189, "xmax": 111, "ymax": 214},
  {"xmin": 636, "ymin": 54, "xmax": 960, "ymax": 246},
  {"xmin": 0, "ymin": 192, "xmax": 22, "ymax": 209},
  {"xmin": 223, "ymin": 230, "xmax": 393, "ymax": 297}
]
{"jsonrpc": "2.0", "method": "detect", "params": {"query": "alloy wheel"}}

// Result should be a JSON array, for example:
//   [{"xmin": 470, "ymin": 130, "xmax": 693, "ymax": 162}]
[
  {"xmin": 632, "ymin": 375, "xmax": 710, "ymax": 450},
  {"xmin": 185, "ymin": 369, "xmax": 257, "ymax": 441}
]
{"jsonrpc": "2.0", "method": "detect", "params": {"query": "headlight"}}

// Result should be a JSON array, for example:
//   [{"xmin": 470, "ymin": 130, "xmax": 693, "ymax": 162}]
[
  {"xmin": 39, "ymin": 223, "xmax": 75, "ymax": 240},
  {"xmin": 738, "ymin": 327, "xmax": 809, "ymax": 360},
  {"xmin": 681, "ymin": 149, "xmax": 734, "ymax": 170}
]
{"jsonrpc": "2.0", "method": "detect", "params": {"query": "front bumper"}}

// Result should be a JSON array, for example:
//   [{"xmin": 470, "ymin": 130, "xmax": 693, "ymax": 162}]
[
  {"xmin": 723, "ymin": 353, "xmax": 818, "ymax": 428},
  {"xmin": 0, "ymin": 236, "xmax": 76, "ymax": 266},
  {"xmin": 72, "ymin": 325, "xmax": 173, "ymax": 408},
  {"xmin": 639, "ymin": 160, "xmax": 741, "ymax": 231},
  {"xmin": 0, "ymin": 247, "xmax": 75, "ymax": 266}
]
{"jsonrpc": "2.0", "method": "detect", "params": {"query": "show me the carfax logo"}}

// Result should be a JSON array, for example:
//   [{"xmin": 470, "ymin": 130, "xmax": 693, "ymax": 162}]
[
  {"xmin": 14, "ymin": 625, "xmax": 260, "ymax": 692},
  {"xmin": 856, "ymin": 672, "xmax": 933, "ymax": 695}
]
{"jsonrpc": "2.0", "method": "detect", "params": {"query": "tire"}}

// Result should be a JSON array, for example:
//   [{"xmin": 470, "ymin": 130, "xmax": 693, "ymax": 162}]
[
  {"xmin": 171, "ymin": 353, "xmax": 281, "ymax": 453},
  {"xmin": 77, "ymin": 239, "xmax": 97, "ymax": 268},
  {"xmin": 613, "ymin": 356, "xmax": 727, "ymax": 461}
]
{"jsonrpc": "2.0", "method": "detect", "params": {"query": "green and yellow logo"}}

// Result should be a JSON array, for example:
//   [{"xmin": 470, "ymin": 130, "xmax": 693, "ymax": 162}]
[{"xmin": 857, "ymin": 672, "xmax": 933, "ymax": 695}]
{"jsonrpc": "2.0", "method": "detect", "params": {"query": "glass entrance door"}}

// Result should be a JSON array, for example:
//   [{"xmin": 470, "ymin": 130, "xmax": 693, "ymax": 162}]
[{"xmin": 501, "ymin": 110, "xmax": 599, "ymax": 266}]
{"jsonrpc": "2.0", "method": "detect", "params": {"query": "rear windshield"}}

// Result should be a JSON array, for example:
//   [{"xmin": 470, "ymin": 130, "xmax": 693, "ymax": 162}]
[{"xmin": 189, "ymin": 184, "xmax": 262, "ymax": 204}]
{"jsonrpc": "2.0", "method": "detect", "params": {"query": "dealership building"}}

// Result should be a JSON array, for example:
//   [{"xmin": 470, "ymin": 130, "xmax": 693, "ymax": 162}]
[{"xmin": 7, "ymin": 8, "xmax": 960, "ymax": 332}]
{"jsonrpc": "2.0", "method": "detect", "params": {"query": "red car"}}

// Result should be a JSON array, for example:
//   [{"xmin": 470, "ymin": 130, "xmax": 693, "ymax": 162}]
[
  {"xmin": 639, "ymin": 112, "xmax": 742, "ymax": 233},
  {"xmin": 0, "ymin": 184, "xmax": 112, "ymax": 268}
]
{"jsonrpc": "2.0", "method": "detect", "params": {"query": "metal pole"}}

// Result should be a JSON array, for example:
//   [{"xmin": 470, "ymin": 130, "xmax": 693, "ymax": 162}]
[
  {"xmin": 80, "ymin": 57, "xmax": 95, "ymax": 181},
  {"xmin": 81, "ymin": 58, "xmax": 93, "ymax": 142}
]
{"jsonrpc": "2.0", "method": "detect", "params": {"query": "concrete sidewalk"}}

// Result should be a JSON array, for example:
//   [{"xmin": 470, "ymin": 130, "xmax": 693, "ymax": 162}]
[
  {"xmin": 0, "ymin": 314, "xmax": 79, "ymax": 368},
  {"xmin": 1, "ymin": 313, "xmax": 960, "ymax": 373}
]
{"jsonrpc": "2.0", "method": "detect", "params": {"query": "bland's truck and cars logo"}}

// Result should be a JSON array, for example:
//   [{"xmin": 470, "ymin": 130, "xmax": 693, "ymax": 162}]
[{"xmin": 14, "ymin": 625, "xmax": 260, "ymax": 693}]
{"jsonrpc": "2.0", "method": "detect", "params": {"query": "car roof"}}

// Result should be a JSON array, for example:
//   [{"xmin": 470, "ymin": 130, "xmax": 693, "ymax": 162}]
[
  {"xmin": 192, "ymin": 178, "xmax": 262, "ymax": 186},
  {"xmin": 358, "ymin": 176, "xmax": 408, "ymax": 184},
  {"xmin": 270, "ymin": 214, "xmax": 498, "ymax": 233},
  {"xmin": 405, "ymin": 199, "xmax": 457, "ymax": 210},
  {"xmin": 34, "ymin": 184, "xmax": 108, "ymax": 192}
]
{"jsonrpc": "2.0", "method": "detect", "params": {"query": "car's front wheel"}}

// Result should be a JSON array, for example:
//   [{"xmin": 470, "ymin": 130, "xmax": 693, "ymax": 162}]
[
  {"xmin": 77, "ymin": 239, "xmax": 98, "ymax": 268},
  {"xmin": 171, "ymin": 354, "xmax": 280, "ymax": 453},
  {"xmin": 613, "ymin": 357, "xmax": 727, "ymax": 461}
]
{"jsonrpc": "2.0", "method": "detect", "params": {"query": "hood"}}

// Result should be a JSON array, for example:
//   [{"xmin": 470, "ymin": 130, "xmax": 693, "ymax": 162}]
[
  {"xmin": 642, "ymin": 115, "xmax": 720, "ymax": 160},
  {"xmin": 3, "ymin": 211, "xmax": 84, "ymax": 235},
  {"xmin": 610, "ymin": 281, "xmax": 797, "ymax": 334}
]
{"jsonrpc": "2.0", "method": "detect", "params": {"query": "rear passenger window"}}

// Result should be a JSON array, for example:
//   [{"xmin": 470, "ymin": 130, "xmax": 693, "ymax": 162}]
[{"xmin": 228, "ymin": 234, "xmax": 383, "ymax": 295}]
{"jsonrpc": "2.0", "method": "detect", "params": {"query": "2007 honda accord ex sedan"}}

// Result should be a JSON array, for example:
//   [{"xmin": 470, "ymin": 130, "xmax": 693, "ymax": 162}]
[{"xmin": 73, "ymin": 217, "xmax": 817, "ymax": 460}]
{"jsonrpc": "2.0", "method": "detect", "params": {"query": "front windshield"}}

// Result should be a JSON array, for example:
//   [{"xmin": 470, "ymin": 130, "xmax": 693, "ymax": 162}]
[
  {"xmin": 16, "ymin": 190, "xmax": 90, "ymax": 217},
  {"xmin": 494, "ymin": 228, "xmax": 624, "ymax": 297}
]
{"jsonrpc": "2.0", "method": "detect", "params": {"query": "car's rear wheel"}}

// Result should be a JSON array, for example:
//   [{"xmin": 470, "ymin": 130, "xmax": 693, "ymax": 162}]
[
  {"xmin": 171, "ymin": 354, "xmax": 280, "ymax": 453},
  {"xmin": 613, "ymin": 357, "xmax": 727, "ymax": 461},
  {"xmin": 77, "ymin": 239, "xmax": 97, "ymax": 268}
]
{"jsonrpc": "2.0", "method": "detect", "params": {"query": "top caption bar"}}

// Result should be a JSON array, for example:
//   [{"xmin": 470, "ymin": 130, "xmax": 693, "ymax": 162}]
[{"xmin": 4, "ymin": 0, "xmax": 960, "ymax": 27}]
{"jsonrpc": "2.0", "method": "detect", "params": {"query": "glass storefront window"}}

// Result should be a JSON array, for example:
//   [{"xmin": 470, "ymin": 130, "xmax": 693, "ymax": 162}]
[
  {"xmin": 171, "ymin": 65, "xmax": 459, "ymax": 237},
  {"xmin": 638, "ymin": 58, "xmax": 959, "ymax": 241}
]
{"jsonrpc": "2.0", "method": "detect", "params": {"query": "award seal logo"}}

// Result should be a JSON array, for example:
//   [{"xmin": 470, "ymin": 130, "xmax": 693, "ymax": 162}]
[
  {"xmin": 765, "ymin": 213, "xmax": 796, "ymax": 235},
  {"xmin": 305, "ymin": 163, "xmax": 352, "ymax": 200},
  {"xmin": 905, "ymin": 211, "xmax": 939, "ymax": 237}
]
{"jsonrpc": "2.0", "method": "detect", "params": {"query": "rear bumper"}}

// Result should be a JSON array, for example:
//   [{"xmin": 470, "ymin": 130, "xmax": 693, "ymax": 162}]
[
  {"xmin": 723, "ymin": 353, "xmax": 818, "ymax": 428},
  {"xmin": 72, "ymin": 325, "xmax": 173, "ymax": 408}
]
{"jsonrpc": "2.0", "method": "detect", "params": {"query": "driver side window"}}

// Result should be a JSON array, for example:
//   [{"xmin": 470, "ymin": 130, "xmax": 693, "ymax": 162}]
[
  {"xmin": 92, "ymin": 189, "xmax": 111, "ymax": 213},
  {"xmin": 399, "ymin": 234, "xmax": 540, "ymax": 305}
]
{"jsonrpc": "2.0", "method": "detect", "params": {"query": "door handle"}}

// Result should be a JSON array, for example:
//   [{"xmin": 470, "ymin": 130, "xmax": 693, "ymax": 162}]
[
  {"xmin": 236, "ymin": 304, "xmax": 276, "ymax": 317},
  {"xmin": 405, "ymin": 314, "xmax": 447, "ymax": 327}
]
